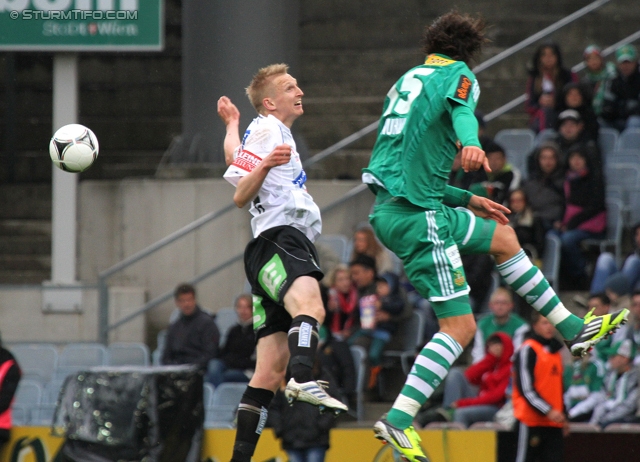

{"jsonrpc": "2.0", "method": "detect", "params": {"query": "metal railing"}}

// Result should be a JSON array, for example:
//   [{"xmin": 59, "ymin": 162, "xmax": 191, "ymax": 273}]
[
  {"xmin": 97, "ymin": 0, "xmax": 611, "ymax": 342},
  {"xmin": 99, "ymin": 183, "xmax": 369, "ymax": 342}
]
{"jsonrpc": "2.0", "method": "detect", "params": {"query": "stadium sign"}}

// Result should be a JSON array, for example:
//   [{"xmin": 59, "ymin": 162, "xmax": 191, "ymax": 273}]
[{"xmin": 0, "ymin": 0, "xmax": 163, "ymax": 51}]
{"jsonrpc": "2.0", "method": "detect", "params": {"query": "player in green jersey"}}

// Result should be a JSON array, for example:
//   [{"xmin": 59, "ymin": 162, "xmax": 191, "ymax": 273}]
[{"xmin": 364, "ymin": 11, "xmax": 628, "ymax": 462}]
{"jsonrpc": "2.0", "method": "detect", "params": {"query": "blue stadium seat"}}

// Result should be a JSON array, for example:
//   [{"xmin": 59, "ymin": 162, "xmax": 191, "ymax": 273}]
[
  {"xmin": 616, "ymin": 128, "xmax": 640, "ymax": 150},
  {"xmin": 9, "ymin": 344, "xmax": 58, "ymax": 383},
  {"xmin": 106, "ymin": 342, "xmax": 150, "ymax": 366},
  {"xmin": 495, "ymin": 129, "xmax": 535, "ymax": 178},
  {"xmin": 599, "ymin": 127, "xmax": 619, "ymax": 157}
]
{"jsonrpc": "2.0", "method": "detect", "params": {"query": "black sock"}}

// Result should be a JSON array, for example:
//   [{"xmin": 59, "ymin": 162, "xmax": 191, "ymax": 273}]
[
  {"xmin": 287, "ymin": 314, "xmax": 320, "ymax": 383},
  {"xmin": 230, "ymin": 386, "xmax": 274, "ymax": 462}
]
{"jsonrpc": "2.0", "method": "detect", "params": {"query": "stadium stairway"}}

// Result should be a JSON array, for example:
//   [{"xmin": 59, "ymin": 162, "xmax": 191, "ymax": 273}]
[{"xmin": 0, "ymin": 184, "xmax": 51, "ymax": 284}]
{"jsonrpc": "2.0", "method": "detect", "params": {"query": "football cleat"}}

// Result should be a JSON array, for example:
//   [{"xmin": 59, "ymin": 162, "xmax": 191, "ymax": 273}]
[
  {"xmin": 284, "ymin": 378, "xmax": 348, "ymax": 414},
  {"xmin": 566, "ymin": 308, "xmax": 629, "ymax": 357},
  {"xmin": 373, "ymin": 418, "xmax": 429, "ymax": 462}
]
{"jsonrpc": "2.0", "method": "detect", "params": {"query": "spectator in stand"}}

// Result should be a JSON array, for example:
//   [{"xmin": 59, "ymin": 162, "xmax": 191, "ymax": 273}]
[
  {"xmin": 468, "ymin": 141, "xmax": 521, "ymax": 206},
  {"xmin": 437, "ymin": 332, "xmax": 514, "ymax": 428},
  {"xmin": 207, "ymin": 294, "xmax": 255, "ymax": 387},
  {"xmin": 471, "ymin": 287, "xmax": 529, "ymax": 364},
  {"xmin": 512, "ymin": 312, "xmax": 567, "ymax": 462},
  {"xmin": 349, "ymin": 258, "xmax": 405, "ymax": 389},
  {"xmin": 601, "ymin": 44, "xmax": 640, "ymax": 131},
  {"xmin": 523, "ymin": 142, "xmax": 566, "ymax": 232},
  {"xmin": 525, "ymin": 42, "xmax": 578, "ymax": 133},
  {"xmin": 325, "ymin": 264, "xmax": 358, "ymax": 341},
  {"xmin": 0, "ymin": 332, "xmax": 21, "ymax": 453},
  {"xmin": 591, "ymin": 222, "xmax": 640, "ymax": 294},
  {"xmin": 564, "ymin": 353, "xmax": 605, "ymax": 422},
  {"xmin": 603, "ymin": 273, "xmax": 633, "ymax": 320},
  {"xmin": 581, "ymin": 44, "xmax": 617, "ymax": 117},
  {"xmin": 162, "ymin": 283, "xmax": 220, "ymax": 371},
  {"xmin": 590, "ymin": 339, "xmax": 639, "ymax": 429},
  {"xmin": 553, "ymin": 109, "xmax": 602, "ymax": 168},
  {"xmin": 626, "ymin": 291, "xmax": 640, "ymax": 366},
  {"xmin": 350, "ymin": 227, "xmax": 395, "ymax": 275},
  {"xmin": 557, "ymin": 82, "xmax": 600, "ymax": 142},
  {"xmin": 587, "ymin": 292, "xmax": 628, "ymax": 365},
  {"xmin": 268, "ymin": 360, "xmax": 340, "ymax": 462},
  {"xmin": 507, "ymin": 189, "xmax": 545, "ymax": 262},
  {"xmin": 553, "ymin": 147, "xmax": 606, "ymax": 290}
]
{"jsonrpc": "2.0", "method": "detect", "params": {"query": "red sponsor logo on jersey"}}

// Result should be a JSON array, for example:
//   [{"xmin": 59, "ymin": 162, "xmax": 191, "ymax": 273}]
[
  {"xmin": 232, "ymin": 149, "xmax": 261, "ymax": 172},
  {"xmin": 455, "ymin": 75, "xmax": 472, "ymax": 102}
]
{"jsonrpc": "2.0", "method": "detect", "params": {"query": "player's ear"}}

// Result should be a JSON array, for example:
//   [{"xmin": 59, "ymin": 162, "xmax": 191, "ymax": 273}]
[{"xmin": 263, "ymin": 97, "xmax": 275, "ymax": 111}]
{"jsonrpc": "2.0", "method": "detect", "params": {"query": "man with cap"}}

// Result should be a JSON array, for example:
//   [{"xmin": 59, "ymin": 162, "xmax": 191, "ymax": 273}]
[
  {"xmin": 553, "ymin": 109, "xmax": 602, "ymax": 168},
  {"xmin": 582, "ymin": 44, "xmax": 617, "ymax": 117},
  {"xmin": 602, "ymin": 44, "xmax": 640, "ymax": 131},
  {"xmin": 589, "ymin": 339, "xmax": 639, "ymax": 429}
]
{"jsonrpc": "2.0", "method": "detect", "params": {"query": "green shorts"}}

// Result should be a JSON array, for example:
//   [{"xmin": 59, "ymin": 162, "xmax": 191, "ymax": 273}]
[{"xmin": 370, "ymin": 198, "xmax": 497, "ymax": 319}]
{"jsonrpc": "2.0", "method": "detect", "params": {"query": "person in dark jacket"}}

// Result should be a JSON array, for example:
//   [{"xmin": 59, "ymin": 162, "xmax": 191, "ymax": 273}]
[
  {"xmin": 557, "ymin": 81, "xmax": 600, "ymax": 142},
  {"xmin": 553, "ymin": 109, "xmax": 602, "ymax": 170},
  {"xmin": 0, "ymin": 332, "xmax": 21, "ymax": 452},
  {"xmin": 206, "ymin": 294, "xmax": 255, "ymax": 386},
  {"xmin": 348, "ymin": 256, "xmax": 405, "ymax": 389},
  {"xmin": 601, "ymin": 44, "xmax": 640, "ymax": 131},
  {"xmin": 317, "ymin": 326, "xmax": 357, "ymax": 410},
  {"xmin": 162, "ymin": 283, "xmax": 220, "ymax": 370},
  {"xmin": 268, "ymin": 361, "xmax": 340, "ymax": 462},
  {"xmin": 552, "ymin": 147, "xmax": 607, "ymax": 289},
  {"xmin": 507, "ymin": 189, "xmax": 546, "ymax": 260},
  {"xmin": 468, "ymin": 141, "xmax": 520, "ymax": 206},
  {"xmin": 523, "ymin": 142, "xmax": 566, "ymax": 232}
]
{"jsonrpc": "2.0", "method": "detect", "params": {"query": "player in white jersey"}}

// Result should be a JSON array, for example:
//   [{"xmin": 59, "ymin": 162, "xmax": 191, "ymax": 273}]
[{"xmin": 219, "ymin": 64, "xmax": 347, "ymax": 462}]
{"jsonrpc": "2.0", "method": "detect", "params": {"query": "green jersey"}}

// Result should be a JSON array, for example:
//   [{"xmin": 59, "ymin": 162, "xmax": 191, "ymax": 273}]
[{"xmin": 363, "ymin": 54, "xmax": 481, "ymax": 210}]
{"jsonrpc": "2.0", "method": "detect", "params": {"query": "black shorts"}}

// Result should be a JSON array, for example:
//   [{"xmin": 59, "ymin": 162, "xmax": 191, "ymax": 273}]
[{"xmin": 244, "ymin": 225, "xmax": 324, "ymax": 340}]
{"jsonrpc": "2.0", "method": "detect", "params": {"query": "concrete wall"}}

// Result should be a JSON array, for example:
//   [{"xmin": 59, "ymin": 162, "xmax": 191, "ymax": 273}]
[
  {"xmin": 77, "ymin": 178, "xmax": 374, "ymax": 338},
  {"xmin": 0, "ymin": 286, "xmax": 145, "ymax": 344}
]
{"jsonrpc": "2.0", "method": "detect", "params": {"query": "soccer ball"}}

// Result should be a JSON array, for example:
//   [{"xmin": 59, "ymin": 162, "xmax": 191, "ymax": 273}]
[{"xmin": 49, "ymin": 124, "xmax": 99, "ymax": 173}]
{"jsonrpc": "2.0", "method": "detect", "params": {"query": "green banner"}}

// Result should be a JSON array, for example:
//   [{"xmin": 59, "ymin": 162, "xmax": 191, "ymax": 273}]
[{"xmin": 0, "ymin": 0, "xmax": 163, "ymax": 51}]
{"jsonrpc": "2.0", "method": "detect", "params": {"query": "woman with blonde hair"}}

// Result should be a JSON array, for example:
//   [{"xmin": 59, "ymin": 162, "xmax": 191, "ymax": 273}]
[{"xmin": 350, "ymin": 227, "xmax": 395, "ymax": 274}]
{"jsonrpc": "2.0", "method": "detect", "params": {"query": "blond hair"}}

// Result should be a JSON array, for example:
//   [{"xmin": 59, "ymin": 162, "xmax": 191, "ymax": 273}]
[{"xmin": 245, "ymin": 63, "xmax": 289, "ymax": 114}]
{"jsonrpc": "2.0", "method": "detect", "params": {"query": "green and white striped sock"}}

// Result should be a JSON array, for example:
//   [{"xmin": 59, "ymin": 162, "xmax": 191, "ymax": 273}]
[
  {"xmin": 387, "ymin": 332, "xmax": 463, "ymax": 429},
  {"xmin": 496, "ymin": 249, "xmax": 582, "ymax": 339}
]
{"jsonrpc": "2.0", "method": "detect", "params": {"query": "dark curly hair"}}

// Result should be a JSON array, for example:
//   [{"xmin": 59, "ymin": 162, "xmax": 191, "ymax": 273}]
[{"xmin": 421, "ymin": 10, "xmax": 488, "ymax": 64}]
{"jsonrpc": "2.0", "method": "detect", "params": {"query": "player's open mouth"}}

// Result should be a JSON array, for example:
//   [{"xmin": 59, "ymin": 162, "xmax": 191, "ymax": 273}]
[{"xmin": 294, "ymin": 100, "xmax": 302, "ymax": 107}]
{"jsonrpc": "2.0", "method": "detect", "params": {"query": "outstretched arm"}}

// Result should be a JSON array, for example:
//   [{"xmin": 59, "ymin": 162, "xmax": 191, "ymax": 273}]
[{"xmin": 218, "ymin": 96, "xmax": 241, "ymax": 166}]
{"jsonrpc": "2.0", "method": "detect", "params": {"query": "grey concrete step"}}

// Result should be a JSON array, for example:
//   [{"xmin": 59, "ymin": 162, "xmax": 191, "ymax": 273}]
[
  {"xmin": 0, "ymin": 219, "xmax": 51, "ymax": 236},
  {"xmin": 0, "ymin": 255, "xmax": 51, "ymax": 271},
  {"xmin": 0, "ymin": 235, "xmax": 50, "ymax": 255},
  {"xmin": 0, "ymin": 269, "xmax": 50, "ymax": 285}
]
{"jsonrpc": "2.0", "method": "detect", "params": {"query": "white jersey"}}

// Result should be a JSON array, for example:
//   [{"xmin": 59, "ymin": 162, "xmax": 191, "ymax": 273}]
[{"xmin": 223, "ymin": 114, "xmax": 322, "ymax": 241}]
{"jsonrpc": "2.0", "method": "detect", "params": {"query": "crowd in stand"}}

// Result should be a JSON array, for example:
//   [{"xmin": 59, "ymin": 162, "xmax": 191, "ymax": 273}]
[{"xmin": 3, "ymin": 41, "xmax": 640, "ymax": 456}]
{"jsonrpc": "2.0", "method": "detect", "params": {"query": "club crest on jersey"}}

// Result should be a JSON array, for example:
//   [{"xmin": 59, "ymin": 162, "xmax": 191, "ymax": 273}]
[
  {"xmin": 293, "ymin": 169, "xmax": 307, "ymax": 188},
  {"xmin": 455, "ymin": 75, "xmax": 472, "ymax": 102},
  {"xmin": 232, "ymin": 149, "xmax": 261, "ymax": 172}
]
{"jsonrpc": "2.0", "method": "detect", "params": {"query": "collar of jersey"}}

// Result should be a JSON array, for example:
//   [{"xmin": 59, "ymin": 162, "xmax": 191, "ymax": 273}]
[
  {"xmin": 260, "ymin": 114, "xmax": 292, "ymax": 135},
  {"xmin": 425, "ymin": 54, "xmax": 456, "ymax": 66}
]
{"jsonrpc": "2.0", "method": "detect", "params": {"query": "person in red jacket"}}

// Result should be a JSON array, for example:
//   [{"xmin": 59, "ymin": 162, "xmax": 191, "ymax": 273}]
[
  {"xmin": 0, "ymin": 333, "xmax": 21, "ymax": 453},
  {"xmin": 437, "ymin": 332, "xmax": 514, "ymax": 427},
  {"xmin": 512, "ymin": 312, "xmax": 567, "ymax": 462}
]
